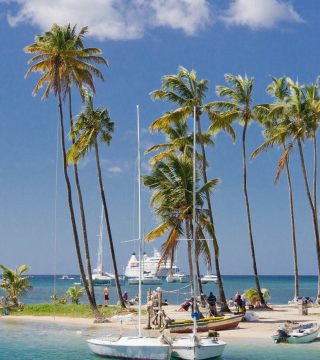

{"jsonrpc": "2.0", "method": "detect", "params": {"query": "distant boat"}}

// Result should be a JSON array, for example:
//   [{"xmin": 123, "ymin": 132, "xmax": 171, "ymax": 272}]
[
  {"xmin": 125, "ymin": 249, "xmax": 179, "ymax": 278},
  {"xmin": 128, "ymin": 273, "xmax": 162, "ymax": 285},
  {"xmin": 59, "ymin": 275, "xmax": 75, "ymax": 280},
  {"xmin": 272, "ymin": 322, "xmax": 319, "ymax": 344},
  {"xmin": 166, "ymin": 273, "xmax": 188, "ymax": 283},
  {"xmin": 200, "ymin": 274, "xmax": 218, "ymax": 284},
  {"xmin": 91, "ymin": 208, "xmax": 124, "ymax": 286}
]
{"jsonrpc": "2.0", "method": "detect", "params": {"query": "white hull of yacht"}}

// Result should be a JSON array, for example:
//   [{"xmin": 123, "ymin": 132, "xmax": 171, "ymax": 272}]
[
  {"xmin": 171, "ymin": 337, "xmax": 226, "ymax": 360},
  {"xmin": 87, "ymin": 336, "xmax": 171, "ymax": 359}
]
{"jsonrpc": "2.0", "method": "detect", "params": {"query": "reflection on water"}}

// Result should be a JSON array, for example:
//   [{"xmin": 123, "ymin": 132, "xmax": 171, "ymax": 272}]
[{"xmin": 0, "ymin": 320, "xmax": 319, "ymax": 359}]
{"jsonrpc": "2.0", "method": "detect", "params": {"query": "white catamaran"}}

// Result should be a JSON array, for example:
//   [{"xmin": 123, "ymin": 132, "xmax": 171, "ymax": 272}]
[{"xmin": 87, "ymin": 106, "xmax": 171, "ymax": 359}]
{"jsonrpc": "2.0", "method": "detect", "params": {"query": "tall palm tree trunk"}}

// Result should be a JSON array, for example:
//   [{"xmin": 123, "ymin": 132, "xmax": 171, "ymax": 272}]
[
  {"xmin": 94, "ymin": 141, "xmax": 126, "ymax": 308},
  {"xmin": 313, "ymin": 133, "xmax": 317, "ymax": 214},
  {"xmin": 297, "ymin": 139, "xmax": 320, "ymax": 303},
  {"xmin": 242, "ymin": 121, "xmax": 264, "ymax": 305},
  {"xmin": 196, "ymin": 112, "xmax": 229, "ymax": 312},
  {"xmin": 57, "ymin": 90, "xmax": 100, "ymax": 316},
  {"xmin": 196, "ymin": 256, "xmax": 204, "ymax": 295},
  {"xmin": 284, "ymin": 151, "xmax": 299, "ymax": 301},
  {"xmin": 68, "ymin": 91, "xmax": 97, "ymax": 307},
  {"xmin": 185, "ymin": 220, "xmax": 194, "ymax": 296}
]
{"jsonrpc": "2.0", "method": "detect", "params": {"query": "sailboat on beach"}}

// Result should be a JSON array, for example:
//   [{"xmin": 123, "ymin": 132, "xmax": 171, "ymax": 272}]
[
  {"xmin": 170, "ymin": 108, "xmax": 226, "ymax": 360},
  {"xmin": 87, "ymin": 106, "xmax": 171, "ymax": 359}
]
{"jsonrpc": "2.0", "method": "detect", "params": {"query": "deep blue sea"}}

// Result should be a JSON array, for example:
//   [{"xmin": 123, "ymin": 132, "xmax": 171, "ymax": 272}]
[
  {"xmin": 15, "ymin": 275, "xmax": 319, "ymax": 306},
  {"xmin": 1, "ymin": 275, "xmax": 319, "ymax": 359}
]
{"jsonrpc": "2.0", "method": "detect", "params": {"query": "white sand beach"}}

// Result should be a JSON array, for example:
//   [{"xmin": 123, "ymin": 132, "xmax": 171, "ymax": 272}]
[{"xmin": 2, "ymin": 304, "xmax": 320, "ymax": 341}]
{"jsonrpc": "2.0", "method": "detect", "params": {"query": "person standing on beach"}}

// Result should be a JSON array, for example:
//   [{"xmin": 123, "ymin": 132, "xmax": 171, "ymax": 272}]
[
  {"xmin": 103, "ymin": 286, "xmax": 109, "ymax": 306},
  {"xmin": 207, "ymin": 292, "xmax": 217, "ymax": 316}
]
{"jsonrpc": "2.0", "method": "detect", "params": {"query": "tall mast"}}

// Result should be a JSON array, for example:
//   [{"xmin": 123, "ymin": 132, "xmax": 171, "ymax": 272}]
[
  {"xmin": 137, "ymin": 104, "xmax": 142, "ymax": 338},
  {"xmin": 192, "ymin": 106, "xmax": 197, "ymax": 337}
]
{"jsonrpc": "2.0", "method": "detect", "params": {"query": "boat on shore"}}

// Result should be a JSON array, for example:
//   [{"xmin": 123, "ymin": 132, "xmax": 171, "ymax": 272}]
[
  {"xmin": 272, "ymin": 322, "xmax": 319, "ymax": 344},
  {"xmin": 87, "ymin": 105, "xmax": 171, "ymax": 360},
  {"xmin": 167, "ymin": 314, "xmax": 243, "ymax": 334}
]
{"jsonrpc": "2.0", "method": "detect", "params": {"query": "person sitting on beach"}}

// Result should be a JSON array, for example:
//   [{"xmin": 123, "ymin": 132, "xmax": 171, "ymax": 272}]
[
  {"xmin": 162, "ymin": 299, "xmax": 169, "ymax": 306},
  {"xmin": 207, "ymin": 292, "xmax": 217, "ymax": 316},
  {"xmin": 103, "ymin": 286, "xmax": 109, "ymax": 307},
  {"xmin": 177, "ymin": 299, "xmax": 192, "ymax": 312},
  {"xmin": 227, "ymin": 298, "xmax": 234, "ymax": 307},
  {"xmin": 122, "ymin": 291, "xmax": 128, "ymax": 303}
]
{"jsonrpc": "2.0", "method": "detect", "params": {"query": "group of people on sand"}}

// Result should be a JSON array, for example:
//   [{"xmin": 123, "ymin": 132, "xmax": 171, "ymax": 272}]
[{"xmin": 177, "ymin": 291, "xmax": 218, "ymax": 317}]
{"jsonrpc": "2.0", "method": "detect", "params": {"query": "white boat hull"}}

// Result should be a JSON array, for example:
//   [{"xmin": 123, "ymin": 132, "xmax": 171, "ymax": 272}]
[
  {"xmin": 171, "ymin": 337, "xmax": 226, "ymax": 359},
  {"xmin": 128, "ymin": 277, "xmax": 162, "ymax": 285},
  {"xmin": 87, "ymin": 336, "xmax": 171, "ymax": 359}
]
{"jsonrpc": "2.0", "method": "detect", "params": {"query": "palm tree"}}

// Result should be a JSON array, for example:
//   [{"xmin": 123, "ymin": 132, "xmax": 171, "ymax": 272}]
[
  {"xmin": 0, "ymin": 265, "xmax": 32, "ymax": 307},
  {"xmin": 143, "ymin": 154, "xmax": 218, "ymax": 297},
  {"xmin": 66, "ymin": 284, "xmax": 85, "ymax": 304},
  {"xmin": 215, "ymin": 74, "xmax": 265, "ymax": 305},
  {"xmin": 67, "ymin": 90, "xmax": 126, "ymax": 308},
  {"xmin": 255, "ymin": 80, "xmax": 320, "ymax": 302},
  {"xmin": 252, "ymin": 77, "xmax": 299, "ymax": 301},
  {"xmin": 61, "ymin": 25, "xmax": 108, "ymax": 308},
  {"xmin": 24, "ymin": 24, "xmax": 106, "ymax": 316},
  {"xmin": 150, "ymin": 67, "xmax": 233, "ymax": 311}
]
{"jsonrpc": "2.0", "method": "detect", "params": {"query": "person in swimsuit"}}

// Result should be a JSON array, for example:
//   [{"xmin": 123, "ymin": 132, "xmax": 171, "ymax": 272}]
[{"xmin": 104, "ymin": 286, "xmax": 109, "ymax": 306}]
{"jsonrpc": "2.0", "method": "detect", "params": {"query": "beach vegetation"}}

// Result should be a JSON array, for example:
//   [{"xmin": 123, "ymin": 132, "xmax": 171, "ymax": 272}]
[
  {"xmin": 0, "ymin": 264, "xmax": 32, "ymax": 307},
  {"xmin": 12, "ymin": 304, "xmax": 125, "ymax": 318},
  {"xmin": 66, "ymin": 285, "xmax": 85, "ymax": 304}
]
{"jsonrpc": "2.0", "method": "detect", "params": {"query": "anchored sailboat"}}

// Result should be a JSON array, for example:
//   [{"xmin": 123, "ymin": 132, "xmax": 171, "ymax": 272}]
[
  {"xmin": 170, "ymin": 107, "xmax": 226, "ymax": 360},
  {"xmin": 87, "ymin": 106, "xmax": 171, "ymax": 359}
]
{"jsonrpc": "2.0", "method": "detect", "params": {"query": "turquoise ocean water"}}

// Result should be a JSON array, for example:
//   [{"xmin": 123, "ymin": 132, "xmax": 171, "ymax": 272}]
[
  {"xmin": 1, "ymin": 275, "xmax": 319, "ymax": 359},
  {"xmin": 16, "ymin": 275, "xmax": 319, "ymax": 306},
  {"xmin": 1, "ymin": 319, "xmax": 320, "ymax": 359}
]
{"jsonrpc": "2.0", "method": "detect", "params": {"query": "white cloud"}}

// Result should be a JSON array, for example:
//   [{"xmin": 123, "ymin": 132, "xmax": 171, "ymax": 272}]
[
  {"xmin": 221, "ymin": 0, "xmax": 303, "ymax": 29},
  {"xmin": 108, "ymin": 166, "xmax": 123, "ymax": 174},
  {"xmin": 5, "ymin": 0, "xmax": 211, "ymax": 40}
]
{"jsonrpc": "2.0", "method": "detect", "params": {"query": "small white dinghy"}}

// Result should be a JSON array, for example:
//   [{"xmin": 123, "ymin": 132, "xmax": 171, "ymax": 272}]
[
  {"xmin": 171, "ymin": 334, "xmax": 226, "ymax": 360},
  {"xmin": 272, "ymin": 322, "xmax": 319, "ymax": 344},
  {"xmin": 87, "ymin": 336, "xmax": 171, "ymax": 359}
]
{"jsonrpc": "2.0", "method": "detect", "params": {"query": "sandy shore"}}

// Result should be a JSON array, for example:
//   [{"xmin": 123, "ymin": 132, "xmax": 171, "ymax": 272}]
[{"xmin": 2, "ymin": 304, "xmax": 320, "ymax": 340}]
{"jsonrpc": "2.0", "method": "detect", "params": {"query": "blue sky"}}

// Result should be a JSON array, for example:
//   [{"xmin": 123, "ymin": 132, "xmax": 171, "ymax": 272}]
[{"xmin": 0, "ymin": 0, "xmax": 319, "ymax": 275}]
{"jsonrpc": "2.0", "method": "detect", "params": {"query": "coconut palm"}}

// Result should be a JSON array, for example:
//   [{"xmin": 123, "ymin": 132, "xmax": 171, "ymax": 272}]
[
  {"xmin": 255, "ymin": 80, "xmax": 320, "ymax": 302},
  {"xmin": 62, "ymin": 24, "xmax": 108, "ymax": 308},
  {"xmin": 67, "ymin": 90, "xmax": 126, "ymax": 308},
  {"xmin": 252, "ymin": 77, "xmax": 300, "ymax": 301},
  {"xmin": 150, "ymin": 67, "xmax": 233, "ymax": 311},
  {"xmin": 143, "ymin": 154, "xmax": 218, "ymax": 296},
  {"xmin": 215, "ymin": 74, "xmax": 265, "ymax": 305},
  {"xmin": 0, "ymin": 265, "xmax": 32, "ymax": 307},
  {"xmin": 24, "ymin": 24, "xmax": 107, "ymax": 316}
]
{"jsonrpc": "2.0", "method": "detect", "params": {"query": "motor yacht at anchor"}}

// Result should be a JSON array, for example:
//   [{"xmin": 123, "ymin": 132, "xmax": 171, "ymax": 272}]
[
  {"xmin": 200, "ymin": 274, "xmax": 218, "ymax": 284},
  {"xmin": 166, "ymin": 273, "xmax": 188, "ymax": 283},
  {"xmin": 128, "ymin": 273, "xmax": 162, "ymax": 285},
  {"xmin": 125, "ymin": 249, "xmax": 179, "ymax": 278}
]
